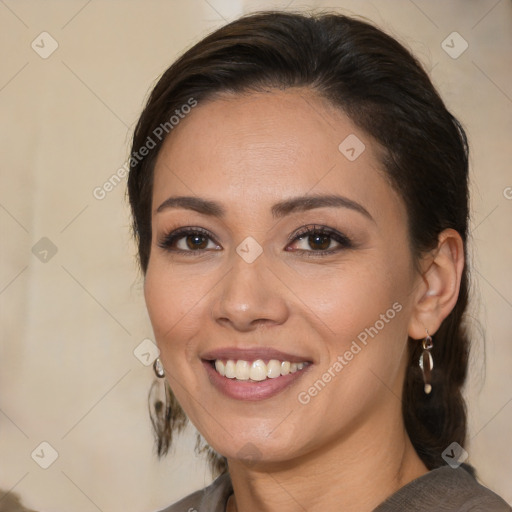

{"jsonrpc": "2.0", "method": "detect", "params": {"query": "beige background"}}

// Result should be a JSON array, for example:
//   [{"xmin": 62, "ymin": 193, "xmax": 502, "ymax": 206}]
[{"xmin": 0, "ymin": 0, "xmax": 511, "ymax": 510}]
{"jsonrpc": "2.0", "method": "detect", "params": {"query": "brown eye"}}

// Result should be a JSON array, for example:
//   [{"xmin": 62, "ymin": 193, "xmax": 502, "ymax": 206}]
[
  {"xmin": 305, "ymin": 233, "xmax": 332, "ymax": 251},
  {"xmin": 185, "ymin": 234, "xmax": 209, "ymax": 250},
  {"xmin": 287, "ymin": 225, "xmax": 353, "ymax": 256},
  {"xmin": 158, "ymin": 227, "xmax": 221, "ymax": 254}
]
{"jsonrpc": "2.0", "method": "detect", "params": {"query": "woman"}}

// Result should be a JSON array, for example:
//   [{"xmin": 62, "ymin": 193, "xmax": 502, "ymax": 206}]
[{"xmin": 127, "ymin": 11, "xmax": 510, "ymax": 512}]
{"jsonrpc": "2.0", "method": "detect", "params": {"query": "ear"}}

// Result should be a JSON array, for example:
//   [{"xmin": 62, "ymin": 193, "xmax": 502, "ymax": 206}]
[{"xmin": 408, "ymin": 228, "xmax": 465, "ymax": 340}]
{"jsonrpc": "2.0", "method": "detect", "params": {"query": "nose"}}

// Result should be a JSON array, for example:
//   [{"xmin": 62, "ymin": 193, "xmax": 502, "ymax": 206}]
[{"xmin": 211, "ymin": 251, "xmax": 289, "ymax": 332}]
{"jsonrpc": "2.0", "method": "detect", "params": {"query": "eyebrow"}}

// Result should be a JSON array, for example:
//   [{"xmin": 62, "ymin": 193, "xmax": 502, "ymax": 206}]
[{"xmin": 155, "ymin": 194, "xmax": 373, "ymax": 221}]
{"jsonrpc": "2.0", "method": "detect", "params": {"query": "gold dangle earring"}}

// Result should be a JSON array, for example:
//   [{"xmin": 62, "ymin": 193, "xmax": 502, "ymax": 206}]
[
  {"xmin": 149, "ymin": 357, "xmax": 188, "ymax": 456},
  {"xmin": 419, "ymin": 330, "xmax": 434, "ymax": 394}
]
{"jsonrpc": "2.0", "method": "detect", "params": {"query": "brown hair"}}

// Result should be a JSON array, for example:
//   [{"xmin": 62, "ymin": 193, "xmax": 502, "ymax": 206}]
[{"xmin": 128, "ymin": 11, "xmax": 470, "ymax": 476}]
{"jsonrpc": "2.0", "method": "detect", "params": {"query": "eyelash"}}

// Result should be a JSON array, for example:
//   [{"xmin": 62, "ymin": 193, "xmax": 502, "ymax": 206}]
[
  {"xmin": 157, "ymin": 225, "xmax": 353, "ymax": 258},
  {"xmin": 289, "ymin": 225, "xmax": 353, "ymax": 256}
]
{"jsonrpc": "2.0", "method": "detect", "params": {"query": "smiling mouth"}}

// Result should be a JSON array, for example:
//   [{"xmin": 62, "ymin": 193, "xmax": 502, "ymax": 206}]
[{"xmin": 207, "ymin": 358, "xmax": 311, "ymax": 381}]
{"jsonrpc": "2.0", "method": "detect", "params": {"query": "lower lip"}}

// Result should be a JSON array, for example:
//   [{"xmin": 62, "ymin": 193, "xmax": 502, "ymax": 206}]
[{"xmin": 202, "ymin": 361, "xmax": 311, "ymax": 401}]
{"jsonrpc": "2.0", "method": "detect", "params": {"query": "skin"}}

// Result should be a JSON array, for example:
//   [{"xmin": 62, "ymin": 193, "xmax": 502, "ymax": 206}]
[{"xmin": 144, "ymin": 88, "xmax": 464, "ymax": 512}]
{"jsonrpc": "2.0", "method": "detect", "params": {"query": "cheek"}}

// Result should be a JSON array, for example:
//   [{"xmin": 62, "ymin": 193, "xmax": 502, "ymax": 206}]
[
  {"xmin": 312, "ymin": 258, "xmax": 412, "ymax": 394},
  {"xmin": 292, "ymin": 254, "xmax": 413, "ymax": 403},
  {"xmin": 284, "ymin": 254, "xmax": 409, "ymax": 342},
  {"xmin": 144, "ymin": 262, "xmax": 205, "ymax": 355}
]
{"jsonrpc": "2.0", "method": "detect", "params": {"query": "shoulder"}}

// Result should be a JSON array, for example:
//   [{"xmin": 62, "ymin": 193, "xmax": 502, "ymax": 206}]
[
  {"xmin": 156, "ymin": 472, "xmax": 232, "ymax": 512},
  {"xmin": 374, "ymin": 464, "xmax": 511, "ymax": 512}
]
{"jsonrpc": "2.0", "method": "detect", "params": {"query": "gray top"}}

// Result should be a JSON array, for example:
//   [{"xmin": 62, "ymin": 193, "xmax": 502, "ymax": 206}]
[{"xmin": 158, "ymin": 465, "xmax": 511, "ymax": 512}]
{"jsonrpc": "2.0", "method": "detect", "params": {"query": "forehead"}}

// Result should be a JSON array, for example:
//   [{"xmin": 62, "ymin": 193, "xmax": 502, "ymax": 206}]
[{"xmin": 152, "ymin": 88, "xmax": 400, "ymax": 221}]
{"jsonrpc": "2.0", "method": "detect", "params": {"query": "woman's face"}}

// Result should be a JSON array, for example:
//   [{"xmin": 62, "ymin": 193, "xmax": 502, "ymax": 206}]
[{"xmin": 144, "ymin": 89, "xmax": 422, "ymax": 464}]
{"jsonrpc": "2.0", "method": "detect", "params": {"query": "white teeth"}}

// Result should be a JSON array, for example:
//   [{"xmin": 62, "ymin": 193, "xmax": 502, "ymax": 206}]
[
  {"xmin": 267, "ymin": 359, "xmax": 281, "ymax": 379},
  {"xmin": 215, "ymin": 360, "xmax": 225, "ymax": 376},
  {"xmin": 213, "ymin": 358, "xmax": 309, "ymax": 381},
  {"xmin": 225, "ymin": 360, "xmax": 236, "ymax": 379},
  {"xmin": 235, "ymin": 360, "xmax": 250, "ymax": 380},
  {"xmin": 249, "ymin": 360, "xmax": 267, "ymax": 381}
]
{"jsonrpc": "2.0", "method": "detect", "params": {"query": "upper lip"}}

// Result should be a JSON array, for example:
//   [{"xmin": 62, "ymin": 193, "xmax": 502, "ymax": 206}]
[{"xmin": 201, "ymin": 347, "xmax": 312, "ymax": 363}]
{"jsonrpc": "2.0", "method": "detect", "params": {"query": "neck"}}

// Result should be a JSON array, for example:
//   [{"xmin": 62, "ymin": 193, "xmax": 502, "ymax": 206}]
[{"xmin": 226, "ymin": 411, "xmax": 427, "ymax": 512}]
